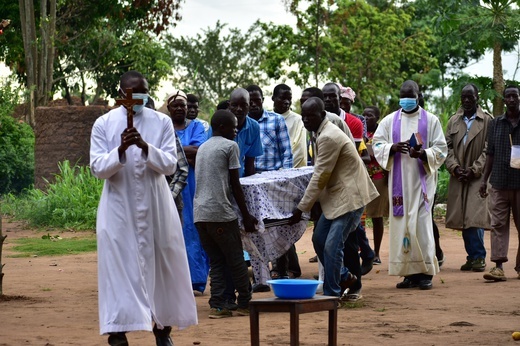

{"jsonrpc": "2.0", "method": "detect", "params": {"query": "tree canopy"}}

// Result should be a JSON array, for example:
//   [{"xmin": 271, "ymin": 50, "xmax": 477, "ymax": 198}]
[{"xmin": 165, "ymin": 21, "xmax": 269, "ymax": 117}]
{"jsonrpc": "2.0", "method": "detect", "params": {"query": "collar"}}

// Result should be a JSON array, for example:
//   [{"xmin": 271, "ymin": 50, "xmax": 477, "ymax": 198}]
[
  {"xmin": 454, "ymin": 106, "xmax": 487, "ymax": 120},
  {"xmin": 316, "ymin": 117, "xmax": 330, "ymax": 136}
]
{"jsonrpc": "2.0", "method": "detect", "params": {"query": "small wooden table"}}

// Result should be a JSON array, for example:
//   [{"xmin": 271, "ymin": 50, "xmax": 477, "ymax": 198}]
[{"xmin": 249, "ymin": 296, "xmax": 339, "ymax": 346}]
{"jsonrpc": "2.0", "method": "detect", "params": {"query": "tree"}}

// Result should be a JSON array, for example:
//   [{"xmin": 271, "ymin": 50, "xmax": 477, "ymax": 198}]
[
  {"xmin": 165, "ymin": 21, "xmax": 269, "ymax": 116},
  {"xmin": 265, "ymin": 0, "xmax": 437, "ymax": 113},
  {"xmin": 0, "ymin": 0, "xmax": 184, "ymax": 125},
  {"xmin": 262, "ymin": 0, "xmax": 330, "ymax": 87},
  {"xmin": 469, "ymin": 0, "xmax": 520, "ymax": 115},
  {"xmin": 325, "ymin": 0, "xmax": 436, "ymax": 111}
]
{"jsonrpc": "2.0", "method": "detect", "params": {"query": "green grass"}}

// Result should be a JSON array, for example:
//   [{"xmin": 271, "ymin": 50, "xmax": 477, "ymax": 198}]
[
  {"xmin": 1, "ymin": 160, "xmax": 103, "ymax": 230},
  {"xmin": 9, "ymin": 235, "xmax": 97, "ymax": 257}
]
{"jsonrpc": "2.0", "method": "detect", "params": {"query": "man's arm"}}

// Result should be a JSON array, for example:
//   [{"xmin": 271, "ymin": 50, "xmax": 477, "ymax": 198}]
[
  {"xmin": 479, "ymin": 154, "xmax": 493, "ymax": 197},
  {"xmin": 244, "ymin": 156, "xmax": 256, "ymax": 177}
]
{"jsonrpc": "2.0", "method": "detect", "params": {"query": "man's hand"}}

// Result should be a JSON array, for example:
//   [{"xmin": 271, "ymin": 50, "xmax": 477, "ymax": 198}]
[
  {"xmin": 119, "ymin": 127, "xmax": 148, "ymax": 155},
  {"xmin": 479, "ymin": 181, "xmax": 488, "ymax": 198},
  {"xmin": 391, "ymin": 141, "xmax": 410, "ymax": 154},
  {"xmin": 288, "ymin": 208, "xmax": 303, "ymax": 225},
  {"xmin": 409, "ymin": 146, "xmax": 423, "ymax": 159},
  {"xmin": 243, "ymin": 214, "xmax": 258, "ymax": 233},
  {"xmin": 458, "ymin": 168, "xmax": 475, "ymax": 183}
]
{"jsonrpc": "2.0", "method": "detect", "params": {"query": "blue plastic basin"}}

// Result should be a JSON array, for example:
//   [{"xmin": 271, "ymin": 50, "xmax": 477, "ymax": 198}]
[{"xmin": 267, "ymin": 279, "xmax": 323, "ymax": 299}]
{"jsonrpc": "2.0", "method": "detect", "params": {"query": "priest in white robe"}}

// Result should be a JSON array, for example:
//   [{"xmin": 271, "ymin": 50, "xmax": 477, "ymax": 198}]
[
  {"xmin": 372, "ymin": 80, "xmax": 447, "ymax": 290},
  {"xmin": 90, "ymin": 71, "xmax": 197, "ymax": 346}
]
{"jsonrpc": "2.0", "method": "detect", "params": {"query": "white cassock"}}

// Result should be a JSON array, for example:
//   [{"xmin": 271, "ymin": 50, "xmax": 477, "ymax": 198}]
[
  {"xmin": 90, "ymin": 106, "xmax": 198, "ymax": 335},
  {"xmin": 372, "ymin": 107, "xmax": 447, "ymax": 277}
]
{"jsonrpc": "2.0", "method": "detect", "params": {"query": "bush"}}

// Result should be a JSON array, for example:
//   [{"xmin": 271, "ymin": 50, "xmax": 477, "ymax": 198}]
[
  {"xmin": 1, "ymin": 160, "xmax": 103, "ymax": 230},
  {"xmin": 435, "ymin": 165, "xmax": 450, "ymax": 204},
  {"xmin": 0, "ymin": 80, "xmax": 34, "ymax": 194}
]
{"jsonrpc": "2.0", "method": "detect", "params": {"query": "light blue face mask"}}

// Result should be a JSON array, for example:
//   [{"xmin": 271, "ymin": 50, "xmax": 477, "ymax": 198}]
[
  {"xmin": 131, "ymin": 93, "xmax": 149, "ymax": 113},
  {"xmin": 399, "ymin": 98, "xmax": 418, "ymax": 112}
]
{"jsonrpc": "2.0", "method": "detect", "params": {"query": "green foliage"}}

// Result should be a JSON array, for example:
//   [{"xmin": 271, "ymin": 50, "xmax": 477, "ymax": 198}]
[
  {"xmin": 1, "ymin": 161, "xmax": 103, "ymax": 230},
  {"xmin": 326, "ymin": 0, "xmax": 437, "ymax": 113},
  {"xmin": 0, "ymin": 80, "xmax": 34, "ymax": 194},
  {"xmin": 0, "ymin": 0, "xmax": 183, "ymax": 104},
  {"xmin": 165, "ymin": 21, "xmax": 269, "ymax": 115},
  {"xmin": 435, "ymin": 165, "xmax": 450, "ymax": 204},
  {"xmin": 261, "ymin": 0, "xmax": 437, "ymax": 114},
  {"xmin": 9, "ymin": 235, "xmax": 97, "ymax": 257}
]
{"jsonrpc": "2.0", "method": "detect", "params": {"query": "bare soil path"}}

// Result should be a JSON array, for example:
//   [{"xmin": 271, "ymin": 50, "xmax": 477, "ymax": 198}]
[{"xmin": 1, "ymin": 217, "xmax": 519, "ymax": 346}]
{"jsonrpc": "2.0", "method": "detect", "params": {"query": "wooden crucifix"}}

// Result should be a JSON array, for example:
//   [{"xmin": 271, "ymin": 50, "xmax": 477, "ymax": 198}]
[{"xmin": 115, "ymin": 88, "xmax": 143, "ymax": 129}]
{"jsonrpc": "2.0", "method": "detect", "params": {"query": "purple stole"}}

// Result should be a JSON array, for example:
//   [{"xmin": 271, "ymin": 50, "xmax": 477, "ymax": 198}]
[{"xmin": 391, "ymin": 108, "xmax": 430, "ymax": 217}]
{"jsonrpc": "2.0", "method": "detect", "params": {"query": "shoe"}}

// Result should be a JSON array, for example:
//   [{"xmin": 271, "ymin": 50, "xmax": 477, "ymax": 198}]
[
  {"xmin": 209, "ymin": 307, "xmax": 232, "ymax": 319},
  {"xmin": 460, "ymin": 259, "xmax": 475, "ymax": 271},
  {"xmin": 361, "ymin": 258, "xmax": 374, "ymax": 276},
  {"xmin": 153, "ymin": 325, "xmax": 173, "ymax": 346},
  {"xmin": 418, "ymin": 279, "xmax": 433, "ymax": 290},
  {"xmin": 483, "ymin": 267, "xmax": 507, "ymax": 281},
  {"xmin": 472, "ymin": 258, "xmax": 486, "ymax": 272},
  {"xmin": 396, "ymin": 277, "xmax": 418, "ymax": 289},
  {"xmin": 235, "ymin": 307, "xmax": 249, "ymax": 316},
  {"xmin": 252, "ymin": 283, "xmax": 271, "ymax": 293},
  {"xmin": 373, "ymin": 257, "xmax": 382, "ymax": 265},
  {"xmin": 340, "ymin": 272, "xmax": 358, "ymax": 296},
  {"xmin": 438, "ymin": 252, "xmax": 445, "ymax": 267},
  {"xmin": 517, "ymin": 272, "xmax": 520, "ymax": 280},
  {"xmin": 342, "ymin": 290, "xmax": 363, "ymax": 302},
  {"xmin": 225, "ymin": 300, "xmax": 238, "ymax": 311},
  {"xmin": 309, "ymin": 255, "xmax": 318, "ymax": 263},
  {"xmin": 108, "ymin": 333, "xmax": 128, "ymax": 346}
]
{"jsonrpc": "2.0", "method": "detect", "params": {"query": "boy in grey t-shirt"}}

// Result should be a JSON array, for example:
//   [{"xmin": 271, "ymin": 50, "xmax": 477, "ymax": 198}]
[{"xmin": 194, "ymin": 110, "xmax": 257, "ymax": 319}]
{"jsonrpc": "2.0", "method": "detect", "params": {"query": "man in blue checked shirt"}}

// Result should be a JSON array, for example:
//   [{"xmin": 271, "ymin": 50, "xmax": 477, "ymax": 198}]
[{"xmin": 246, "ymin": 84, "xmax": 293, "ymax": 172}]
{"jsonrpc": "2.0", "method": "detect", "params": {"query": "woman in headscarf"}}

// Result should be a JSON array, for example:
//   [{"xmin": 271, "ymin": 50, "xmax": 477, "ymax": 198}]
[{"xmin": 166, "ymin": 90, "xmax": 209, "ymax": 293}]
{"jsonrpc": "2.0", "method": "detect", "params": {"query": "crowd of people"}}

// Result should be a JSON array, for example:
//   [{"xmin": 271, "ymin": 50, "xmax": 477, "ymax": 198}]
[{"xmin": 90, "ymin": 70, "xmax": 520, "ymax": 345}]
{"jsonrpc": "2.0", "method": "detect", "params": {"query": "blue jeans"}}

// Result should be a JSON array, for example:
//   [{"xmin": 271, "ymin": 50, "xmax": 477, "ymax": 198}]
[
  {"xmin": 463, "ymin": 227, "xmax": 486, "ymax": 260},
  {"xmin": 312, "ymin": 207, "xmax": 364, "ymax": 297}
]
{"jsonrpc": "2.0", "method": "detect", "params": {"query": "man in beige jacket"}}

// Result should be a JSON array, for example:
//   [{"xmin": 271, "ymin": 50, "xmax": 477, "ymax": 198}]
[
  {"xmin": 445, "ymin": 83, "xmax": 492, "ymax": 272},
  {"xmin": 289, "ymin": 97, "xmax": 379, "ymax": 297}
]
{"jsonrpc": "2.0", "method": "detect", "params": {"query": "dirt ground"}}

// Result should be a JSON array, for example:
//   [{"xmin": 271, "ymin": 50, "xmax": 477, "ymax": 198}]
[{"xmin": 1, "ymin": 217, "xmax": 520, "ymax": 346}]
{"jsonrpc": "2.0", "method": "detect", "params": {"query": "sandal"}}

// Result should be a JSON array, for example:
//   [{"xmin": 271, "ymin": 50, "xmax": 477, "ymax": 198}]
[{"xmin": 342, "ymin": 292, "xmax": 363, "ymax": 302}]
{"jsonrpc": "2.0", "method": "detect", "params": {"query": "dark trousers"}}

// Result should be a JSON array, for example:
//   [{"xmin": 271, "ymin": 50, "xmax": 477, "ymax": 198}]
[
  {"xmin": 196, "ymin": 220, "xmax": 251, "ymax": 309},
  {"xmin": 273, "ymin": 245, "xmax": 302, "ymax": 278},
  {"xmin": 343, "ymin": 229, "xmax": 362, "ymax": 292},
  {"xmin": 356, "ymin": 223, "xmax": 375, "ymax": 262}
]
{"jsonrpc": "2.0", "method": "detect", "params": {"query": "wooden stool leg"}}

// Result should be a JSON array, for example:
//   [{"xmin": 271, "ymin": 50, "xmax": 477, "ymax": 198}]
[
  {"xmin": 289, "ymin": 306, "xmax": 300, "ymax": 346},
  {"xmin": 250, "ymin": 305, "xmax": 260, "ymax": 346},
  {"xmin": 328, "ymin": 307, "xmax": 337, "ymax": 346}
]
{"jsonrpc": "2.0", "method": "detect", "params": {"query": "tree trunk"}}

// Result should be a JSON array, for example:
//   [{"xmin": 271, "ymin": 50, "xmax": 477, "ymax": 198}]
[
  {"xmin": 19, "ymin": 0, "xmax": 57, "ymax": 126},
  {"xmin": 0, "ymin": 206, "xmax": 5, "ymax": 296},
  {"xmin": 492, "ymin": 41, "xmax": 505, "ymax": 116},
  {"xmin": 19, "ymin": 0, "xmax": 37, "ymax": 127}
]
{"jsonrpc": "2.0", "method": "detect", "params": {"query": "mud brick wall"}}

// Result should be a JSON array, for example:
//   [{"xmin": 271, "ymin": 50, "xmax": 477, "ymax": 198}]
[{"xmin": 34, "ymin": 106, "xmax": 110, "ymax": 189}]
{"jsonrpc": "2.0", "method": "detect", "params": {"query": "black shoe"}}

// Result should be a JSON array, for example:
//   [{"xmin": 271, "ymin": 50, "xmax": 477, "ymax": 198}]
[
  {"xmin": 153, "ymin": 325, "xmax": 173, "ymax": 346},
  {"xmin": 252, "ymin": 283, "xmax": 271, "ymax": 293},
  {"xmin": 340, "ymin": 272, "xmax": 358, "ymax": 296},
  {"xmin": 309, "ymin": 255, "xmax": 318, "ymax": 263},
  {"xmin": 108, "ymin": 333, "xmax": 128, "ymax": 346},
  {"xmin": 361, "ymin": 258, "xmax": 374, "ymax": 276},
  {"xmin": 418, "ymin": 279, "xmax": 433, "ymax": 290},
  {"xmin": 396, "ymin": 277, "xmax": 418, "ymax": 289}
]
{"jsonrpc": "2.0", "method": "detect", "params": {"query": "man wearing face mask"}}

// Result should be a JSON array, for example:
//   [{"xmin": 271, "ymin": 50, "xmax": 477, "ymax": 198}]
[
  {"xmin": 90, "ymin": 71, "xmax": 197, "ymax": 345},
  {"xmin": 372, "ymin": 80, "xmax": 447, "ymax": 290}
]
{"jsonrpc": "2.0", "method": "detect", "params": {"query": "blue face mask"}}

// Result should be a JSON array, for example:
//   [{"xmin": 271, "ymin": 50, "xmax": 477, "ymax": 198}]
[
  {"xmin": 399, "ymin": 98, "xmax": 418, "ymax": 112},
  {"xmin": 132, "ymin": 93, "xmax": 149, "ymax": 113}
]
